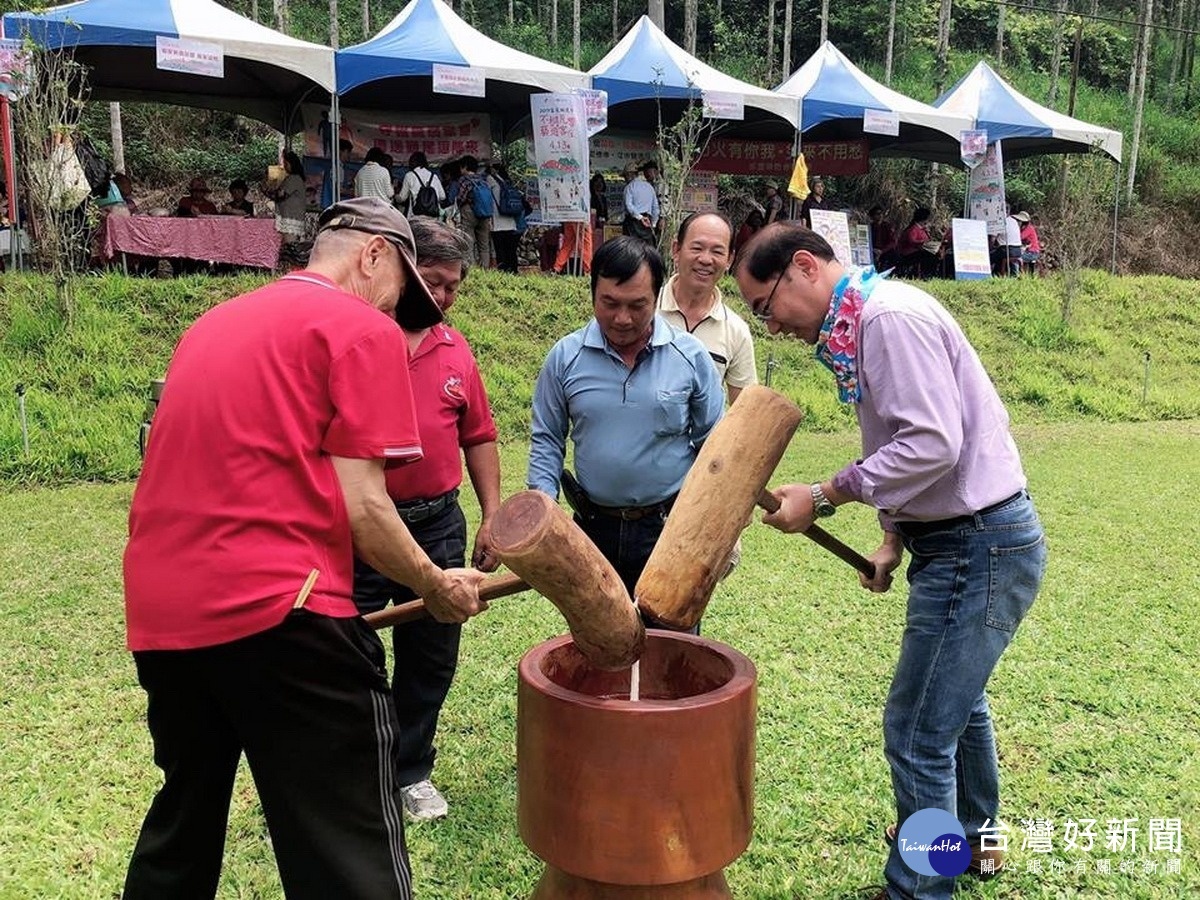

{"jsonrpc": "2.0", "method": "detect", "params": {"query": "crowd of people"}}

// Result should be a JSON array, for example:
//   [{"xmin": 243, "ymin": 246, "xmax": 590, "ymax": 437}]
[{"xmin": 125, "ymin": 186, "xmax": 1046, "ymax": 900}]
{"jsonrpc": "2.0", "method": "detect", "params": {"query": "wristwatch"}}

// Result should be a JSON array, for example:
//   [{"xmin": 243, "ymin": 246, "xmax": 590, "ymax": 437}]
[{"xmin": 810, "ymin": 483, "xmax": 836, "ymax": 519}]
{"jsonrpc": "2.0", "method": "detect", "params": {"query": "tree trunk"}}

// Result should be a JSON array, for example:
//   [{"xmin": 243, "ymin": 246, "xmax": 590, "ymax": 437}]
[
  {"xmin": 509, "ymin": 0, "xmax": 515, "ymax": 26},
  {"xmin": 329, "ymin": 0, "xmax": 339, "ymax": 48},
  {"xmin": 648, "ymin": 0, "xmax": 665, "ymax": 31},
  {"xmin": 1047, "ymin": 0, "xmax": 1067, "ymax": 105},
  {"xmin": 1128, "ymin": 10, "xmax": 1143, "ymax": 99},
  {"xmin": 573, "ymin": 0, "xmax": 581, "ymax": 67},
  {"xmin": 935, "ymin": 0, "xmax": 953, "ymax": 95},
  {"xmin": 685, "ymin": 0, "xmax": 697, "ymax": 55},
  {"xmin": 1187, "ymin": 0, "xmax": 1198, "ymax": 103},
  {"xmin": 766, "ymin": 0, "xmax": 776, "ymax": 82},
  {"xmin": 885, "ymin": 0, "xmax": 897, "ymax": 84},
  {"xmin": 1127, "ymin": 0, "xmax": 1155, "ymax": 203},
  {"xmin": 273, "ymin": 0, "xmax": 287, "ymax": 33},
  {"xmin": 995, "ymin": 3, "xmax": 1005, "ymax": 66},
  {"xmin": 613, "ymin": 0, "xmax": 619, "ymax": 42},
  {"xmin": 783, "ymin": 0, "xmax": 793, "ymax": 74},
  {"xmin": 362, "ymin": 0, "xmax": 369, "ymax": 36},
  {"xmin": 109, "ymin": 102, "xmax": 125, "ymax": 175},
  {"xmin": 1168, "ymin": 0, "xmax": 1186, "ymax": 102},
  {"xmin": 251, "ymin": 0, "xmax": 259, "ymax": 22},
  {"xmin": 818, "ymin": 0, "xmax": 827, "ymax": 44},
  {"xmin": 551, "ymin": 0, "xmax": 558, "ymax": 47}
]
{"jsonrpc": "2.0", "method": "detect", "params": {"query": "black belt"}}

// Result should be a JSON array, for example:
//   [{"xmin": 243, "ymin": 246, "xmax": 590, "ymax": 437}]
[
  {"xmin": 895, "ymin": 490, "xmax": 1026, "ymax": 538},
  {"xmin": 591, "ymin": 494, "xmax": 677, "ymax": 521},
  {"xmin": 394, "ymin": 489, "xmax": 459, "ymax": 524}
]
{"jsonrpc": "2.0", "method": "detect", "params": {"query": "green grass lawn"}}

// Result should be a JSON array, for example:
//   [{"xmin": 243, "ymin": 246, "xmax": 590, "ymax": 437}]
[{"xmin": 1, "ymin": 421, "xmax": 1197, "ymax": 898}]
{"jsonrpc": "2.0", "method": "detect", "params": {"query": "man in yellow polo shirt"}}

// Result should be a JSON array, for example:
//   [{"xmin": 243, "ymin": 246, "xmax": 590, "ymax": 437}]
[{"xmin": 656, "ymin": 212, "xmax": 757, "ymax": 403}]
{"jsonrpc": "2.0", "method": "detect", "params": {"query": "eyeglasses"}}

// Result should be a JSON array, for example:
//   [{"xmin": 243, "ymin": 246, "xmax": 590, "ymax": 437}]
[{"xmin": 753, "ymin": 264, "xmax": 790, "ymax": 322}]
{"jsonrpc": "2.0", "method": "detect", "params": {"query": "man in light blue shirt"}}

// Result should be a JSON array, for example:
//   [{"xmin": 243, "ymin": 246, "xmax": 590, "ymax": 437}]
[
  {"xmin": 528, "ymin": 237, "xmax": 723, "ymax": 599},
  {"xmin": 621, "ymin": 162, "xmax": 660, "ymax": 246}
]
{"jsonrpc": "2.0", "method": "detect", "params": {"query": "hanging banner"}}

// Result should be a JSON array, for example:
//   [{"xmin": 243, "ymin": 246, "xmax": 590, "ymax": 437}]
[
  {"xmin": 156, "ymin": 36, "xmax": 224, "ymax": 79},
  {"xmin": 303, "ymin": 106, "xmax": 491, "ymax": 164},
  {"xmin": 952, "ymin": 217, "xmax": 992, "ymax": 280},
  {"xmin": 575, "ymin": 88, "xmax": 609, "ymax": 136},
  {"xmin": 967, "ymin": 141, "xmax": 1007, "ymax": 237},
  {"xmin": 801, "ymin": 140, "xmax": 870, "ymax": 176},
  {"xmin": 960, "ymin": 129, "xmax": 988, "ymax": 169},
  {"xmin": 694, "ymin": 138, "xmax": 794, "ymax": 177},
  {"xmin": 433, "ymin": 63, "xmax": 486, "ymax": 98},
  {"xmin": 863, "ymin": 109, "xmax": 900, "ymax": 136},
  {"xmin": 531, "ymin": 92, "xmax": 589, "ymax": 223},
  {"xmin": 809, "ymin": 209, "xmax": 854, "ymax": 268},
  {"xmin": 702, "ymin": 90, "xmax": 745, "ymax": 121},
  {"xmin": 586, "ymin": 131, "xmax": 658, "ymax": 174},
  {"xmin": 0, "ymin": 39, "xmax": 30, "ymax": 101}
]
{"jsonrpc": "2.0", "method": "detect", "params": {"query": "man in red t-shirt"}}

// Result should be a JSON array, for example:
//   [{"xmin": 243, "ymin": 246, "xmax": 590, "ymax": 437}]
[
  {"xmin": 352, "ymin": 217, "xmax": 501, "ymax": 823},
  {"xmin": 123, "ymin": 197, "xmax": 487, "ymax": 900}
]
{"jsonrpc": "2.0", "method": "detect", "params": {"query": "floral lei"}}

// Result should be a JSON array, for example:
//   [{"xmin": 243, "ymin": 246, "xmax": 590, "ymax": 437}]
[{"xmin": 814, "ymin": 266, "xmax": 886, "ymax": 403}]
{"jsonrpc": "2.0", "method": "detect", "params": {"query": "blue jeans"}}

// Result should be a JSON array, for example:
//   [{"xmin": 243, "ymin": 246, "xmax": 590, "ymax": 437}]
[{"xmin": 883, "ymin": 491, "xmax": 1046, "ymax": 900}]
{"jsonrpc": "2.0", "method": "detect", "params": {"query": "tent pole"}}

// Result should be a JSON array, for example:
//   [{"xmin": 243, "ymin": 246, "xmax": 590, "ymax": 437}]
[
  {"xmin": 1110, "ymin": 160, "xmax": 1120, "ymax": 274},
  {"xmin": 332, "ymin": 94, "xmax": 341, "ymax": 204}
]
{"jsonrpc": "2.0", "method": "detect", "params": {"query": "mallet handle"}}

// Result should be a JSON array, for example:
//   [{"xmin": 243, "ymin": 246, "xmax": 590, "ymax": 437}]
[
  {"xmin": 363, "ymin": 571, "xmax": 529, "ymax": 630},
  {"xmin": 756, "ymin": 489, "xmax": 877, "ymax": 580}
]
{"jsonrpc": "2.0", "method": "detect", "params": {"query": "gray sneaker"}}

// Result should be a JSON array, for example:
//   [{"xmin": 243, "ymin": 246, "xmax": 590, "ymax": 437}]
[{"xmin": 400, "ymin": 780, "xmax": 448, "ymax": 821}]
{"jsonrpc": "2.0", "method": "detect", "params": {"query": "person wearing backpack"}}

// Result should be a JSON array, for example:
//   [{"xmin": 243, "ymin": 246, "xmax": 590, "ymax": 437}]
[
  {"xmin": 456, "ymin": 155, "xmax": 492, "ymax": 269},
  {"xmin": 397, "ymin": 152, "xmax": 445, "ymax": 219},
  {"xmin": 487, "ymin": 162, "xmax": 521, "ymax": 273}
]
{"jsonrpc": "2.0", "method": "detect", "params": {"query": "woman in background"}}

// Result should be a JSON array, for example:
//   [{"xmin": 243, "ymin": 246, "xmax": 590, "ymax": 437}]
[{"xmin": 266, "ymin": 151, "xmax": 306, "ymax": 243}]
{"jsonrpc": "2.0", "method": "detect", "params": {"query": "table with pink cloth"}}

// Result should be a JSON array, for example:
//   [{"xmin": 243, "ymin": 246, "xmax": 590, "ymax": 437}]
[{"xmin": 101, "ymin": 215, "xmax": 282, "ymax": 269}]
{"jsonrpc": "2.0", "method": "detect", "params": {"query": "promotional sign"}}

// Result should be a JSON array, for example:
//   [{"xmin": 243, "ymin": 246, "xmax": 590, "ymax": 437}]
[
  {"xmin": 156, "ymin": 36, "xmax": 224, "ymax": 78},
  {"xmin": 433, "ymin": 63, "xmax": 486, "ymax": 98},
  {"xmin": 702, "ymin": 90, "xmax": 745, "ymax": 121},
  {"xmin": 575, "ymin": 88, "xmax": 609, "ymax": 136},
  {"xmin": 0, "ymin": 39, "xmax": 30, "ymax": 100},
  {"xmin": 851, "ymin": 223, "xmax": 873, "ymax": 267},
  {"xmin": 809, "ymin": 208, "xmax": 853, "ymax": 267},
  {"xmin": 802, "ymin": 140, "xmax": 870, "ymax": 176},
  {"xmin": 694, "ymin": 138, "xmax": 794, "ymax": 177},
  {"xmin": 952, "ymin": 217, "xmax": 992, "ymax": 280},
  {"xmin": 586, "ymin": 130, "xmax": 658, "ymax": 174},
  {"xmin": 303, "ymin": 106, "xmax": 491, "ymax": 164},
  {"xmin": 967, "ymin": 141, "xmax": 1007, "ymax": 236},
  {"xmin": 960, "ymin": 129, "xmax": 988, "ymax": 169},
  {"xmin": 531, "ymin": 92, "xmax": 589, "ymax": 222},
  {"xmin": 679, "ymin": 171, "xmax": 719, "ymax": 213},
  {"xmin": 863, "ymin": 109, "xmax": 900, "ymax": 136}
]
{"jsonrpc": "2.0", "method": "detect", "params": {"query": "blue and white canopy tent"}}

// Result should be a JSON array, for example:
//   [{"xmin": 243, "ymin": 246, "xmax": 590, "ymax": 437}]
[
  {"xmin": 933, "ymin": 60, "xmax": 1122, "ymax": 163},
  {"xmin": 933, "ymin": 60, "xmax": 1123, "ymax": 270},
  {"xmin": 336, "ymin": 0, "xmax": 588, "ymax": 125},
  {"xmin": 1, "ymin": 0, "xmax": 336, "ymax": 130},
  {"xmin": 588, "ymin": 15, "xmax": 799, "ymax": 137},
  {"xmin": 774, "ymin": 41, "xmax": 972, "ymax": 162}
]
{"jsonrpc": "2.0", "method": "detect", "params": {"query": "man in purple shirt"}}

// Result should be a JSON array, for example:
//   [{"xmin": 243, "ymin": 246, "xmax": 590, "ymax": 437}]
[{"xmin": 734, "ymin": 223, "xmax": 1046, "ymax": 900}]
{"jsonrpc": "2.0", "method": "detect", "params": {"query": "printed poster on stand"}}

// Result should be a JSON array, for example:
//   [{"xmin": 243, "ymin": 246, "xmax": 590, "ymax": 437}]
[
  {"xmin": 809, "ymin": 208, "xmax": 854, "ymax": 268},
  {"xmin": 967, "ymin": 141, "xmax": 1007, "ymax": 236},
  {"xmin": 952, "ymin": 217, "xmax": 992, "ymax": 280},
  {"xmin": 531, "ymin": 92, "xmax": 589, "ymax": 223}
]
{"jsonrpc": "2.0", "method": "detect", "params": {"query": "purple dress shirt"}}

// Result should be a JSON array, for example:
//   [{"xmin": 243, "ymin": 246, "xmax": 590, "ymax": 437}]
[{"xmin": 830, "ymin": 279, "xmax": 1027, "ymax": 528}]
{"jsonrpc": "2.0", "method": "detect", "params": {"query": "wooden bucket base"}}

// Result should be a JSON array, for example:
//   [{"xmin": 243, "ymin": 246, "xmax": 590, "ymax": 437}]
[{"xmin": 531, "ymin": 865, "xmax": 732, "ymax": 899}]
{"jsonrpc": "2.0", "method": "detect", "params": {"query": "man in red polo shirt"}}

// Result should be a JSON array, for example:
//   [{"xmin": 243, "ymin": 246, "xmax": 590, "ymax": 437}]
[
  {"xmin": 354, "ymin": 217, "xmax": 500, "ymax": 822},
  {"xmin": 123, "ymin": 197, "xmax": 487, "ymax": 900}
]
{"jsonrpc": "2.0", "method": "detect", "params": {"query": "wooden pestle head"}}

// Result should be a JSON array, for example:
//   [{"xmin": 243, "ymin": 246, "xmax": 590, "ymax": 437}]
[{"xmin": 491, "ymin": 490, "xmax": 645, "ymax": 670}]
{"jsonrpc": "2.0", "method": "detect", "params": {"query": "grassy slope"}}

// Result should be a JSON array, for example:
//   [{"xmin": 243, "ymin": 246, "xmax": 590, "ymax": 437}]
[
  {"xmin": 1, "ymin": 422, "xmax": 1197, "ymax": 898},
  {"xmin": 1, "ymin": 268, "xmax": 1199, "ymax": 486}
]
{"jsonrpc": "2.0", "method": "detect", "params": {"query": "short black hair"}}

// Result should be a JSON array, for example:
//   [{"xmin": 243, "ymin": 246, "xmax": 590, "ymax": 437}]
[
  {"xmin": 675, "ymin": 211, "xmax": 733, "ymax": 248},
  {"xmin": 408, "ymin": 151, "xmax": 428, "ymax": 169},
  {"xmin": 282, "ymin": 150, "xmax": 304, "ymax": 175},
  {"xmin": 229, "ymin": 178, "xmax": 248, "ymax": 192},
  {"xmin": 460, "ymin": 155, "xmax": 479, "ymax": 172},
  {"xmin": 911, "ymin": 206, "xmax": 931, "ymax": 224},
  {"xmin": 734, "ymin": 222, "xmax": 836, "ymax": 282},
  {"xmin": 591, "ymin": 236, "xmax": 666, "ymax": 297},
  {"xmin": 364, "ymin": 147, "xmax": 388, "ymax": 165}
]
